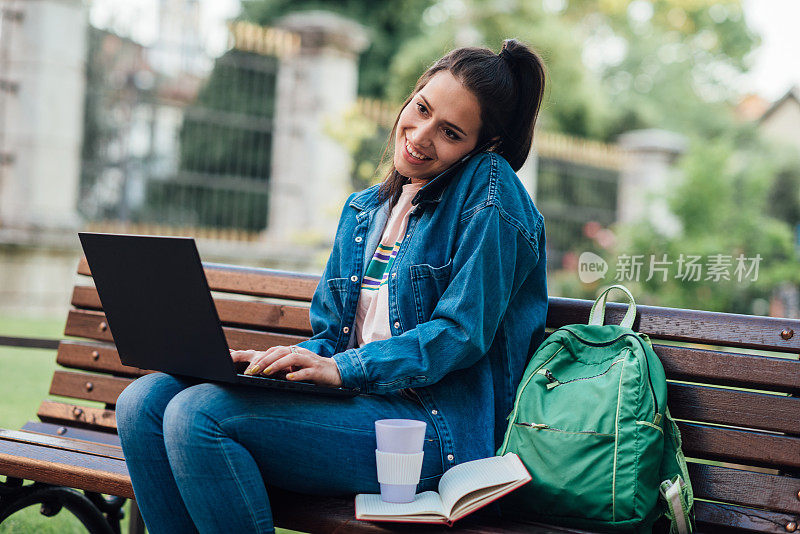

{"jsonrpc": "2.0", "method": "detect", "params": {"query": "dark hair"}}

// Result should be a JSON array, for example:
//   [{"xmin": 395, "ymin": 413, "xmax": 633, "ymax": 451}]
[{"xmin": 376, "ymin": 38, "xmax": 547, "ymax": 206}]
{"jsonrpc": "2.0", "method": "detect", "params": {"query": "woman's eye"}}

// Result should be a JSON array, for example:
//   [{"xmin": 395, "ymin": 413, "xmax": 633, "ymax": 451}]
[
  {"xmin": 444, "ymin": 129, "xmax": 460, "ymax": 140},
  {"xmin": 416, "ymin": 102, "xmax": 427, "ymax": 114}
]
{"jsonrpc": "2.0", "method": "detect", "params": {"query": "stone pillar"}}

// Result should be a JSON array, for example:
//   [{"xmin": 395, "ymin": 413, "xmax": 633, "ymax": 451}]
[
  {"xmin": 616, "ymin": 129, "xmax": 687, "ymax": 237},
  {"xmin": 265, "ymin": 11, "xmax": 369, "ymax": 247},
  {"xmin": 0, "ymin": 0, "xmax": 87, "ymax": 231}
]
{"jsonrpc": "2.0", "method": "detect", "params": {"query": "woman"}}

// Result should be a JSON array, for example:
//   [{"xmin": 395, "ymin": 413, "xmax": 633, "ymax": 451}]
[{"xmin": 116, "ymin": 38, "xmax": 548, "ymax": 533}]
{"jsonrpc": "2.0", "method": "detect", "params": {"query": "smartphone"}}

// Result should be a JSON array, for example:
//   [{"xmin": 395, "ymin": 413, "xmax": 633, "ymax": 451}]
[{"xmin": 423, "ymin": 138, "xmax": 497, "ymax": 185}]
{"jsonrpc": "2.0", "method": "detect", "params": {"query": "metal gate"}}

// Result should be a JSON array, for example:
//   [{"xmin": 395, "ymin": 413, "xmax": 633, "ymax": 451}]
[{"xmin": 79, "ymin": 21, "xmax": 298, "ymax": 239}]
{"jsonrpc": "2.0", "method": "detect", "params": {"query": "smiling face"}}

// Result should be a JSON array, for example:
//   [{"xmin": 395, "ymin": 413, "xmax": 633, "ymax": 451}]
[{"xmin": 393, "ymin": 70, "xmax": 483, "ymax": 182}]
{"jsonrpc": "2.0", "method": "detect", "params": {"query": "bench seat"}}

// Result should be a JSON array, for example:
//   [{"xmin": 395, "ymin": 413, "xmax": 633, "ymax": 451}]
[{"xmin": 0, "ymin": 258, "xmax": 798, "ymax": 533}]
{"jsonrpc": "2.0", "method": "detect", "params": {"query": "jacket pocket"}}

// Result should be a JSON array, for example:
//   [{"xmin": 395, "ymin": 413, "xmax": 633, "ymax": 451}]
[
  {"xmin": 409, "ymin": 259, "xmax": 453, "ymax": 324},
  {"xmin": 325, "ymin": 277, "xmax": 351, "ymax": 317}
]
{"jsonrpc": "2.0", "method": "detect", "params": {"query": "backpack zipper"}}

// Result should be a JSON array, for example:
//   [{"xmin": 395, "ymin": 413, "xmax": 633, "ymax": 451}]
[
  {"xmin": 514, "ymin": 422, "xmax": 614, "ymax": 436},
  {"xmin": 499, "ymin": 344, "xmax": 564, "ymax": 452},
  {"xmin": 539, "ymin": 356, "xmax": 625, "ymax": 390},
  {"xmin": 558, "ymin": 328, "xmax": 659, "ymax": 415}
]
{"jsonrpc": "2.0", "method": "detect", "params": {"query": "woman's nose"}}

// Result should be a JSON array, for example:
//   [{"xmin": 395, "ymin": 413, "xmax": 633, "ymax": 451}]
[{"xmin": 411, "ymin": 122, "xmax": 436, "ymax": 148}]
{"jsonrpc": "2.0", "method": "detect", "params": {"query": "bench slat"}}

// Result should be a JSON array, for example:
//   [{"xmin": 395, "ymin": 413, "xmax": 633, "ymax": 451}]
[
  {"xmin": 212, "ymin": 298, "xmax": 312, "ymax": 334},
  {"xmin": 668, "ymin": 383, "xmax": 800, "ymax": 435},
  {"xmin": 694, "ymin": 501, "xmax": 799, "ymax": 534},
  {"xmin": 78, "ymin": 257, "xmax": 319, "ymax": 301},
  {"xmin": 57, "ymin": 340, "xmax": 147, "ymax": 377},
  {"xmin": 49, "ymin": 370, "xmax": 131, "ymax": 405},
  {"xmin": 76, "ymin": 258, "xmax": 800, "ymax": 352},
  {"xmin": 0, "ymin": 439, "xmax": 132, "ymax": 499},
  {"xmin": 21, "ymin": 421, "xmax": 122, "ymax": 446},
  {"xmin": 547, "ymin": 297, "xmax": 800, "ymax": 353},
  {"xmin": 0, "ymin": 429, "xmax": 124, "ymax": 461},
  {"xmin": 70, "ymin": 285, "xmax": 102, "ymax": 309},
  {"xmin": 64, "ymin": 309, "xmax": 307, "ymax": 348},
  {"xmin": 71, "ymin": 285, "xmax": 314, "ymax": 335},
  {"xmin": 38, "ymin": 401, "xmax": 117, "ymax": 431},
  {"xmin": 681, "ymin": 423, "xmax": 800, "ymax": 470},
  {"xmin": 657, "ymin": 344, "xmax": 800, "ymax": 394},
  {"xmin": 689, "ymin": 463, "xmax": 800, "ymax": 515}
]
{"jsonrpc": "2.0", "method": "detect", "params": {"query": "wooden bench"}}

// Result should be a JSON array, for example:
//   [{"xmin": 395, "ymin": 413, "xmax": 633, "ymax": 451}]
[{"xmin": 1, "ymin": 257, "xmax": 799, "ymax": 533}]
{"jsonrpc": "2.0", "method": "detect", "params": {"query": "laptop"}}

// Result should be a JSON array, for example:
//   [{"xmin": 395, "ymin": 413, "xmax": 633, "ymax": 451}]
[{"xmin": 78, "ymin": 232, "xmax": 359, "ymax": 398}]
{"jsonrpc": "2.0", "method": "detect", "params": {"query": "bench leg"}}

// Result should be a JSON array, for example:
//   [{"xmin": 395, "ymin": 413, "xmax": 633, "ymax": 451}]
[
  {"xmin": 129, "ymin": 499, "xmax": 146, "ymax": 534},
  {"xmin": 0, "ymin": 477, "xmax": 125, "ymax": 534}
]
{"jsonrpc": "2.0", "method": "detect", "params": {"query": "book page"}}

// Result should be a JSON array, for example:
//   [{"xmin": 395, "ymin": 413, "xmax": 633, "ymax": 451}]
[
  {"xmin": 449, "ymin": 481, "xmax": 526, "ymax": 521},
  {"xmin": 355, "ymin": 491, "xmax": 447, "ymax": 520},
  {"xmin": 439, "ymin": 453, "xmax": 530, "ymax": 517}
]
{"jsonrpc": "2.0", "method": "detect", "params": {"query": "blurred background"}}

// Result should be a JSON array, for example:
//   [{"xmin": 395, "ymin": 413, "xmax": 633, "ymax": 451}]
[
  {"xmin": 0, "ymin": 1, "xmax": 798, "ymax": 531},
  {"xmin": 0, "ymin": 0, "xmax": 798, "ymax": 318}
]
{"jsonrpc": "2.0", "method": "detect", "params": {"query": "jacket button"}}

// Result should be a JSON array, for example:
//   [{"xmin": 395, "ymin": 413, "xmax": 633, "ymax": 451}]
[
  {"xmin": 431, "ymin": 409, "xmax": 438, "ymax": 415},
  {"xmin": 355, "ymin": 236, "xmax": 362, "ymax": 243},
  {"xmin": 447, "ymin": 454, "xmax": 454, "ymax": 461},
  {"xmin": 394, "ymin": 321, "xmax": 400, "ymax": 329},
  {"xmin": 350, "ymin": 275, "xmax": 358, "ymax": 282},
  {"xmin": 343, "ymin": 327, "xmax": 350, "ymax": 334}
]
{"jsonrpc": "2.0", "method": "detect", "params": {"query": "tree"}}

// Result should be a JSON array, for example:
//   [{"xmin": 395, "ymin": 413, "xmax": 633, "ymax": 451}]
[
  {"xmin": 596, "ymin": 124, "xmax": 800, "ymax": 313},
  {"xmin": 238, "ymin": 0, "xmax": 436, "ymax": 99},
  {"xmin": 386, "ymin": 0, "xmax": 759, "ymax": 141}
]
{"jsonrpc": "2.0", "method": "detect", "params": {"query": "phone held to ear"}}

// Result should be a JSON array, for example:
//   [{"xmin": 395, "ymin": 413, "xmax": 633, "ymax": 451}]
[{"xmin": 428, "ymin": 138, "xmax": 497, "ymax": 183}]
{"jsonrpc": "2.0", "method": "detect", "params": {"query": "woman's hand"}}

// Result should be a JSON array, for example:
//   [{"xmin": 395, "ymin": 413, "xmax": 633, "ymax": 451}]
[{"xmin": 229, "ymin": 346, "xmax": 342, "ymax": 388}]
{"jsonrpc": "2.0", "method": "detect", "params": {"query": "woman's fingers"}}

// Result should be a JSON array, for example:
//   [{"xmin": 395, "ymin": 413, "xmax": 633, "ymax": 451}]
[
  {"xmin": 266, "ymin": 352, "xmax": 306, "ymax": 374},
  {"xmin": 229, "ymin": 349, "xmax": 262, "ymax": 363},
  {"xmin": 243, "ymin": 346, "xmax": 293, "ymax": 375},
  {"xmin": 272, "ymin": 351, "xmax": 343, "ymax": 387},
  {"xmin": 237, "ymin": 346, "xmax": 341, "ymax": 387}
]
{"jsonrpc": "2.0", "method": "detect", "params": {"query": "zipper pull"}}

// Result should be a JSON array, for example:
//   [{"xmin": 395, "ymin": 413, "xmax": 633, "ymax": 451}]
[
  {"xmin": 517, "ymin": 422, "xmax": 549, "ymax": 429},
  {"xmin": 537, "ymin": 368, "xmax": 561, "ymax": 390}
]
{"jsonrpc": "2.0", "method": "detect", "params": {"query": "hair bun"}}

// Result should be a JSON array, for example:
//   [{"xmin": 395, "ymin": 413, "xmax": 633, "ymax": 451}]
[{"xmin": 499, "ymin": 39, "xmax": 520, "ymax": 65}]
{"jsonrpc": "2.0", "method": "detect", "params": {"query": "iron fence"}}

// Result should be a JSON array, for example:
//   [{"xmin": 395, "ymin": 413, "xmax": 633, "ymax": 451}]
[{"xmin": 78, "ymin": 21, "xmax": 297, "ymax": 238}]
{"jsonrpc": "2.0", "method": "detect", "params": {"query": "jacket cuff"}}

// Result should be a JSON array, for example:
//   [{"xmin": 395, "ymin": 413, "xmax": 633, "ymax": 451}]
[{"xmin": 332, "ymin": 348, "xmax": 367, "ymax": 392}]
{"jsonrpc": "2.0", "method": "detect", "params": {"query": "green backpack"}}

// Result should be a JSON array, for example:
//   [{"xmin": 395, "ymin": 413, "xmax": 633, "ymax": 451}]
[{"xmin": 498, "ymin": 285, "xmax": 694, "ymax": 533}]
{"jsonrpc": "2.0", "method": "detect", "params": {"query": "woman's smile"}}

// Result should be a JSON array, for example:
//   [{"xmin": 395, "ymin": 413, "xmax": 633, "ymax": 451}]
[{"xmin": 403, "ymin": 136, "xmax": 433, "ymax": 164}]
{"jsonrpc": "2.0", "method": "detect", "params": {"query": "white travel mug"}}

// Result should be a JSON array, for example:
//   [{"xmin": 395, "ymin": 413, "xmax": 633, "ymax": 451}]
[{"xmin": 374, "ymin": 419, "xmax": 426, "ymax": 503}]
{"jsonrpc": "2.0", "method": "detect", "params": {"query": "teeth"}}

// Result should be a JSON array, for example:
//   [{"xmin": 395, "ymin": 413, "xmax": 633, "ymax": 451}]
[{"xmin": 405, "ymin": 139, "xmax": 430, "ymax": 160}]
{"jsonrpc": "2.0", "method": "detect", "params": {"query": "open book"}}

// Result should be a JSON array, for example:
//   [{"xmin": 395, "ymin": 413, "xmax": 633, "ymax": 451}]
[{"xmin": 355, "ymin": 452, "xmax": 530, "ymax": 526}]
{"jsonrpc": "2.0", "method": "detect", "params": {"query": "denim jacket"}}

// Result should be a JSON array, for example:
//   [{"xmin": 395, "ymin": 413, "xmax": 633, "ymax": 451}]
[{"xmin": 295, "ymin": 152, "xmax": 548, "ymax": 471}]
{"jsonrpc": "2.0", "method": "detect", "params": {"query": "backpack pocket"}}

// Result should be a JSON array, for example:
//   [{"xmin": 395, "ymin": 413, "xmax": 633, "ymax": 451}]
[
  {"xmin": 505, "ymin": 423, "xmax": 616, "ymax": 521},
  {"xmin": 501, "ymin": 347, "xmax": 646, "ymax": 525}
]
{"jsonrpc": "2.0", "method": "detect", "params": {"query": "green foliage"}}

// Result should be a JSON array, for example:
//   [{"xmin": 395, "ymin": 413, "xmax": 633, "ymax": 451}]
[
  {"xmin": 378, "ymin": 0, "xmax": 758, "ymax": 141},
  {"xmin": 386, "ymin": 0, "xmax": 611, "ymax": 138},
  {"xmin": 239, "ymin": 0, "xmax": 436, "ymax": 99},
  {"xmin": 598, "ymin": 128, "xmax": 800, "ymax": 313},
  {"xmin": 322, "ymin": 105, "xmax": 391, "ymax": 191}
]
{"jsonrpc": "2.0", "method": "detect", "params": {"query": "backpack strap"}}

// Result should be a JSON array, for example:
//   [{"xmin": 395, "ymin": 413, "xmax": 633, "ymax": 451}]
[
  {"xmin": 658, "ymin": 408, "xmax": 695, "ymax": 534},
  {"xmin": 588, "ymin": 284, "xmax": 637, "ymax": 329}
]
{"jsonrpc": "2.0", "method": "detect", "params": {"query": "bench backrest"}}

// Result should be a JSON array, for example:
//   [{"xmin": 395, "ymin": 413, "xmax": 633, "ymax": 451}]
[{"xmin": 49, "ymin": 259, "xmax": 800, "ymax": 532}]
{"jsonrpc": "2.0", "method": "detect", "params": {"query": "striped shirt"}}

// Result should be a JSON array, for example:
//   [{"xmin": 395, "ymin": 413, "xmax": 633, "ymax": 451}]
[{"xmin": 354, "ymin": 180, "xmax": 425, "ymax": 347}]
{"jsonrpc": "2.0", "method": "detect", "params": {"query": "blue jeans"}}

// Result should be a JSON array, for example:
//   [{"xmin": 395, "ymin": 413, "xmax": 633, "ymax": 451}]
[{"xmin": 115, "ymin": 372, "xmax": 443, "ymax": 534}]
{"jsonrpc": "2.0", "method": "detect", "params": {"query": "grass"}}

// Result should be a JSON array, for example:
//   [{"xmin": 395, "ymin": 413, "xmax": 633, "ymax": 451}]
[
  {"xmin": 0, "ymin": 316, "xmax": 64, "ymax": 430},
  {"xmin": 0, "ymin": 316, "xmax": 301, "ymax": 533}
]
